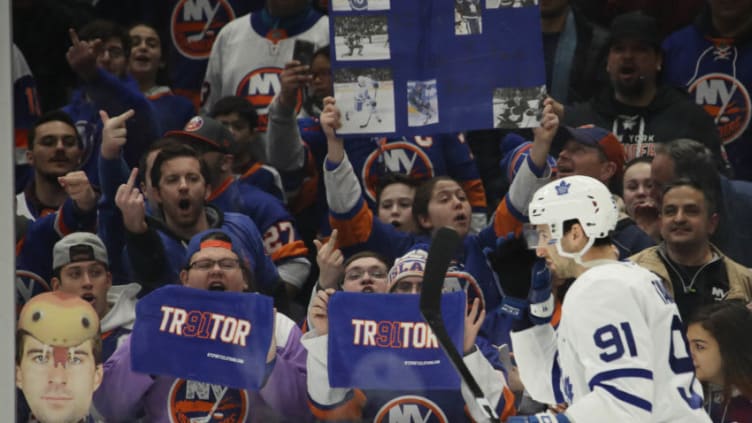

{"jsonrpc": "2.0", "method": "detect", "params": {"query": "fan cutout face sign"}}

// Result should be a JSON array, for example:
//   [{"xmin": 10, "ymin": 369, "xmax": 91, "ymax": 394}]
[{"xmin": 16, "ymin": 291, "xmax": 102, "ymax": 423}]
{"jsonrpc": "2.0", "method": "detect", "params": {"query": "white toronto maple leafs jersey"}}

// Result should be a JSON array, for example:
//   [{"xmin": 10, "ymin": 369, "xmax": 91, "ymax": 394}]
[
  {"xmin": 355, "ymin": 76, "xmax": 378, "ymax": 103},
  {"xmin": 511, "ymin": 260, "xmax": 711, "ymax": 422}
]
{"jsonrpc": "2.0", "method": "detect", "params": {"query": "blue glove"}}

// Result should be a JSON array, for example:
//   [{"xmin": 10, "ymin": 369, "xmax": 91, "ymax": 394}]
[
  {"xmin": 508, "ymin": 412, "xmax": 571, "ymax": 423},
  {"xmin": 528, "ymin": 259, "xmax": 554, "ymax": 325}
]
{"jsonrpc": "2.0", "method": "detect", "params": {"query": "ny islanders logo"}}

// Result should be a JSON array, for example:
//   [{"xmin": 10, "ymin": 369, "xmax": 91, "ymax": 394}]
[
  {"xmin": 361, "ymin": 140, "xmax": 435, "ymax": 202},
  {"xmin": 445, "ymin": 266, "xmax": 486, "ymax": 311},
  {"xmin": 236, "ymin": 67, "xmax": 302, "ymax": 130},
  {"xmin": 689, "ymin": 73, "xmax": 751, "ymax": 145},
  {"xmin": 15, "ymin": 270, "xmax": 50, "ymax": 308},
  {"xmin": 167, "ymin": 379, "xmax": 249, "ymax": 422},
  {"xmin": 74, "ymin": 119, "xmax": 97, "ymax": 171},
  {"xmin": 171, "ymin": 0, "xmax": 236, "ymax": 60},
  {"xmin": 374, "ymin": 396, "xmax": 448, "ymax": 423}
]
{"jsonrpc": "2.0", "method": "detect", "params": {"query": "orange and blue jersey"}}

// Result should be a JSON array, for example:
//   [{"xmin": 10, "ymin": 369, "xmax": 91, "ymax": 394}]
[
  {"xmin": 13, "ymin": 44, "xmax": 41, "ymax": 194},
  {"xmin": 63, "ymin": 68, "xmax": 161, "ymax": 187},
  {"xmin": 329, "ymin": 177, "xmax": 522, "ymax": 314},
  {"xmin": 237, "ymin": 161, "xmax": 286, "ymax": 203},
  {"xmin": 210, "ymin": 176, "xmax": 310, "ymax": 287},
  {"xmin": 291, "ymin": 116, "xmax": 488, "ymax": 235},
  {"xmin": 15, "ymin": 198, "xmax": 97, "ymax": 308},
  {"xmin": 342, "ymin": 133, "xmax": 487, "ymax": 216},
  {"xmin": 662, "ymin": 9, "xmax": 752, "ymax": 180},
  {"xmin": 145, "ymin": 86, "xmax": 195, "ymax": 132}
]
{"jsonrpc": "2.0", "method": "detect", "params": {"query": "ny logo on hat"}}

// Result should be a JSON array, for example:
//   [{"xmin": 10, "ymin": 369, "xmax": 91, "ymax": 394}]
[{"xmin": 184, "ymin": 116, "xmax": 204, "ymax": 132}]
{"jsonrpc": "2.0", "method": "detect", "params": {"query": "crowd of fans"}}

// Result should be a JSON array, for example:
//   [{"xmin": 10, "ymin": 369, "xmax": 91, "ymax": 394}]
[{"xmin": 11, "ymin": 0, "xmax": 752, "ymax": 421}]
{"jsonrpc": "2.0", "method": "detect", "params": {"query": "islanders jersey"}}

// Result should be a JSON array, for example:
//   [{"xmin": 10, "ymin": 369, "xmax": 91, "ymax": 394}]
[
  {"xmin": 13, "ymin": 44, "xmax": 40, "ymax": 193},
  {"xmin": 301, "ymin": 128, "xmax": 488, "ymax": 231},
  {"xmin": 662, "ymin": 20, "xmax": 752, "ymax": 180},
  {"xmin": 326, "ymin": 154, "xmax": 521, "ymax": 320},
  {"xmin": 511, "ymin": 261, "xmax": 710, "ymax": 422},
  {"xmin": 209, "ymin": 177, "xmax": 309, "ymax": 287},
  {"xmin": 15, "ymin": 199, "xmax": 97, "ymax": 309},
  {"xmin": 167, "ymin": 0, "xmax": 258, "ymax": 108},
  {"xmin": 200, "ymin": 8, "xmax": 329, "ymax": 130},
  {"xmin": 145, "ymin": 85, "xmax": 196, "ymax": 132},
  {"xmin": 126, "ymin": 211, "xmax": 280, "ymax": 293},
  {"xmin": 238, "ymin": 161, "xmax": 286, "ymax": 203}
]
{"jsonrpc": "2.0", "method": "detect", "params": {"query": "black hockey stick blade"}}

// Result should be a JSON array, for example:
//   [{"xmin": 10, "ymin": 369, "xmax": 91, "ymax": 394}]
[
  {"xmin": 359, "ymin": 111, "xmax": 373, "ymax": 128},
  {"xmin": 419, "ymin": 227, "xmax": 498, "ymax": 421}
]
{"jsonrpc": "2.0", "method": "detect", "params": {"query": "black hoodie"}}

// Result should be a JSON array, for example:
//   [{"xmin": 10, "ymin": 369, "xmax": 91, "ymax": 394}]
[{"xmin": 564, "ymin": 84, "xmax": 724, "ymax": 165}]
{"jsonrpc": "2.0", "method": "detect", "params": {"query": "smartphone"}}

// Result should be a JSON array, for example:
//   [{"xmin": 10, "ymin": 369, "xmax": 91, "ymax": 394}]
[{"xmin": 292, "ymin": 39, "xmax": 316, "ymax": 67}]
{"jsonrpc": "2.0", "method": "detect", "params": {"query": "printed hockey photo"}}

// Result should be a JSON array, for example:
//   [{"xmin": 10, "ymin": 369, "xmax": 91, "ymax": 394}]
[
  {"xmin": 407, "ymin": 79, "xmax": 439, "ymax": 127},
  {"xmin": 493, "ymin": 85, "xmax": 547, "ymax": 129},
  {"xmin": 334, "ymin": 15, "xmax": 391, "ymax": 61},
  {"xmin": 334, "ymin": 67, "xmax": 396, "ymax": 134}
]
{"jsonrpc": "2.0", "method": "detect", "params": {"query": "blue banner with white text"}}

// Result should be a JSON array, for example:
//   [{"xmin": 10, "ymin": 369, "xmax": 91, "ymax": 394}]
[
  {"xmin": 131, "ymin": 286, "xmax": 274, "ymax": 390},
  {"xmin": 329, "ymin": 0, "xmax": 545, "ymax": 136},
  {"xmin": 327, "ymin": 291, "xmax": 465, "ymax": 389}
]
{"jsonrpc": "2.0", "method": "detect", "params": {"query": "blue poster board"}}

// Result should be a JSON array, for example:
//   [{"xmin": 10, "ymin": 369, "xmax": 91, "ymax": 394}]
[
  {"xmin": 131, "ymin": 286, "xmax": 274, "ymax": 390},
  {"xmin": 329, "ymin": 0, "xmax": 546, "ymax": 136},
  {"xmin": 327, "ymin": 291, "xmax": 466, "ymax": 390}
]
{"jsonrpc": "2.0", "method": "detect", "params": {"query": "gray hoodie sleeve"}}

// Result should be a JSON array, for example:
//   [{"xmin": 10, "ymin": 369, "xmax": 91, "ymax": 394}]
[{"xmin": 266, "ymin": 95, "xmax": 306, "ymax": 173}]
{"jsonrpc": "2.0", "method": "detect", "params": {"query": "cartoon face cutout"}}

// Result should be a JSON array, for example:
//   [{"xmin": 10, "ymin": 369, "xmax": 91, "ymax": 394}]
[{"xmin": 18, "ymin": 291, "xmax": 99, "ymax": 347}]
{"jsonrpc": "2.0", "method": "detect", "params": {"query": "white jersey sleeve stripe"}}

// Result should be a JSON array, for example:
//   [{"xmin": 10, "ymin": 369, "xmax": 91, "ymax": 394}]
[
  {"xmin": 589, "ymin": 368, "xmax": 655, "ymax": 413},
  {"xmin": 588, "ymin": 368, "xmax": 654, "ymax": 389},
  {"xmin": 551, "ymin": 351, "xmax": 566, "ymax": 404},
  {"xmin": 594, "ymin": 383, "xmax": 652, "ymax": 412}
]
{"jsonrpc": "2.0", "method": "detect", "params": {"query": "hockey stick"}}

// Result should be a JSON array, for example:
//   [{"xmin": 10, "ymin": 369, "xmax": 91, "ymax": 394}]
[
  {"xmin": 187, "ymin": 2, "xmax": 221, "ymax": 42},
  {"xmin": 359, "ymin": 109, "xmax": 374, "ymax": 128},
  {"xmin": 420, "ymin": 227, "xmax": 499, "ymax": 422}
]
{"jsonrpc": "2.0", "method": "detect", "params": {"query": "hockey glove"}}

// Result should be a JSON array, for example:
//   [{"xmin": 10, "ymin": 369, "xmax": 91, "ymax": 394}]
[
  {"xmin": 485, "ymin": 232, "xmax": 537, "ymax": 320},
  {"xmin": 528, "ymin": 259, "xmax": 554, "ymax": 325},
  {"xmin": 508, "ymin": 412, "xmax": 571, "ymax": 423}
]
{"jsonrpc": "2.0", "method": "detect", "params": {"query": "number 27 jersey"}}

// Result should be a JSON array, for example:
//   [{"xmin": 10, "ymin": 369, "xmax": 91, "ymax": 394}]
[{"xmin": 512, "ymin": 261, "xmax": 711, "ymax": 422}]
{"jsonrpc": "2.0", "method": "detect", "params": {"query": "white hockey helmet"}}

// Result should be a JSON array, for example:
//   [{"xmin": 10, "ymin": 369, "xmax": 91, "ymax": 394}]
[
  {"xmin": 357, "ymin": 75, "xmax": 368, "ymax": 86},
  {"xmin": 528, "ymin": 175, "xmax": 617, "ymax": 262}
]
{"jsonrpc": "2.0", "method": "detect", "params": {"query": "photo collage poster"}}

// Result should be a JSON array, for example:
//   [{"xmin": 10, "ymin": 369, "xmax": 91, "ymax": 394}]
[{"xmin": 329, "ymin": 0, "xmax": 546, "ymax": 136}]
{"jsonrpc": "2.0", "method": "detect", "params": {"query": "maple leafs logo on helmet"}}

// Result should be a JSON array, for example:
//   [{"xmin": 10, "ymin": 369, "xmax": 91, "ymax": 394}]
[
  {"xmin": 529, "ymin": 175, "xmax": 617, "ymax": 261},
  {"xmin": 554, "ymin": 180, "xmax": 571, "ymax": 196}
]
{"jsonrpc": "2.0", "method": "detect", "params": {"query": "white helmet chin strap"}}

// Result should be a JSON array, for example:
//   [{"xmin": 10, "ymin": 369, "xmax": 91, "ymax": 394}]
[{"xmin": 555, "ymin": 237, "xmax": 595, "ymax": 265}]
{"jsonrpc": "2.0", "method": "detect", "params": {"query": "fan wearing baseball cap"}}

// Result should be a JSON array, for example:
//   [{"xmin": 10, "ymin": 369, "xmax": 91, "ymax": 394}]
[
  {"xmin": 50, "ymin": 232, "xmax": 139, "ymax": 361},
  {"xmin": 498, "ymin": 99, "xmax": 654, "ymax": 260},
  {"xmin": 209, "ymin": 96, "xmax": 286, "ymax": 202},
  {"xmin": 168, "ymin": 115, "xmax": 311, "ymax": 299},
  {"xmin": 553, "ymin": 11, "xmax": 724, "ymax": 167},
  {"xmin": 93, "ymin": 229, "xmax": 311, "ymax": 422}
]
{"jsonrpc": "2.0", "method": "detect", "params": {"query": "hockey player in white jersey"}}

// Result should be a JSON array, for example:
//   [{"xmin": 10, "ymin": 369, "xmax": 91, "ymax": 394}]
[
  {"xmin": 345, "ymin": 75, "xmax": 382, "ymax": 127},
  {"xmin": 507, "ymin": 175, "xmax": 711, "ymax": 422}
]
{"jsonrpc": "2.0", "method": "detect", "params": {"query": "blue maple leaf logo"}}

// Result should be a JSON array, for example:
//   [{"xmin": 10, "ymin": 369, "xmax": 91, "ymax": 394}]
[
  {"xmin": 563, "ymin": 376, "xmax": 574, "ymax": 403},
  {"xmin": 555, "ymin": 180, "xmax": 571, "ymax": 196}
]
